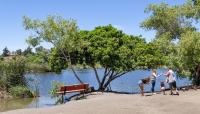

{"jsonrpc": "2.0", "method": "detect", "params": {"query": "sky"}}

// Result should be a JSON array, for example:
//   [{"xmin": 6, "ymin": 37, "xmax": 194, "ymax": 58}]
[{"xmin": 0, "ymin": 0, "xmax": 185, "ymax": 52}]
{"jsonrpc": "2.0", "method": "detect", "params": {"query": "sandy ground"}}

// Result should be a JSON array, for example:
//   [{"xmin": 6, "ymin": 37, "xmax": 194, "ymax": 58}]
[{"xmin": 1, "ymin": 90, "xmax": 200, "ymax": 114}]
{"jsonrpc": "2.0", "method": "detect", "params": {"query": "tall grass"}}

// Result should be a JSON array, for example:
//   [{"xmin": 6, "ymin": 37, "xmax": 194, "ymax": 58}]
[{"xmin": 0, "ymin": 57, "xmax": 33, "ymax": 98}]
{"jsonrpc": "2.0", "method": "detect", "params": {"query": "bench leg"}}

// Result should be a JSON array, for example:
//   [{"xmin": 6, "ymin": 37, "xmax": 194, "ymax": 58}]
[{"xmin": 61, "ymin": 94, "xmax": 64, "ymax": 103}]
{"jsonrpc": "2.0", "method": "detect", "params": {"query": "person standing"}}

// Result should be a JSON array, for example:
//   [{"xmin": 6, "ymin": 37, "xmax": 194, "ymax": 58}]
[
  {"xmin": 151, "ymin": 69, "xmax": 157, "ymax": 94},
  {"xmin": 164, "ymin": 68, "xmax": 179, "ymax": 95}
]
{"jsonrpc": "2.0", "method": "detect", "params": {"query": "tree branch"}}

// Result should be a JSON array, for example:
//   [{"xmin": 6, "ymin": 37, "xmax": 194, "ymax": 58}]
[
  {"xmin": 103, "ymin": 71, "xmax": 129, "ymax": 90},
  {"xmin": 59, "ymin": 48, "xmax": 83, "ymax": 84},
  {"xmin": 92, "ymin": 65, "xmax": 101, "ymax": 87}
]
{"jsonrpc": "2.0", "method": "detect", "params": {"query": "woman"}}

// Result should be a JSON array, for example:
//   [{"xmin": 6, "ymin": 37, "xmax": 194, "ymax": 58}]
[
  {"xmin": 138, "ymin": 77, "xmax": 150, "ymax": 96},
  {"xmin": 150, "ymin": 69, "xmax": 157, "ymax": 94}
]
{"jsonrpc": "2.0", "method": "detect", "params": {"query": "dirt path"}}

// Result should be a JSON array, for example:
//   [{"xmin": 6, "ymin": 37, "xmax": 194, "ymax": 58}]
[{"xmin": 1, "ymin": 90, "xmax": 200, "ymax": 114}]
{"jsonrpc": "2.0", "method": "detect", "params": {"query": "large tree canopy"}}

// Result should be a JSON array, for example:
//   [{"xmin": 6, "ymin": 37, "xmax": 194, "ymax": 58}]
[
  {"xmin": 141, "ymin": 1, "xmax": 197, "ymax": 40},
  {"xmin": 24, "ymin": 16, "xmax": 163, "ymax": 91},
  {"xmin": 78, "ymin": 25, "xmax": 163, "ymax": 90},
  {"xmin": 141, "ymin": 0, "xmax": 200, "ymax": 85},
  {"xmin": 80, "ymin": 25, "xmax": 143, "ymax": 90},
  {"xmin": 178, "ymin": 31, "xmax": 200, "ymax": 85},
  {"xmin": 23, "ymin": 16, "xmax": 84, "ymax": 83}
]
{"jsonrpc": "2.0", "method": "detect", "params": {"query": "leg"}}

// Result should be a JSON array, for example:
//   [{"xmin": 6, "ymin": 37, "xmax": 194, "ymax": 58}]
[
  {"xmin": 161, "ymin": 87, "xmax": 165, "ymax": 95},
  {"xmin": 163, "ymin": 90, "xmax": 166, "ymax": 95},
  {"xmin": 61, "ymin": 94, "xmax": 64, "ymax": 103},
  {"xmin": 160, "ymin": 88, "xmax": 163, "ymax": 94},
  {"xmin": 151, "ymin": 81, "xmax": 156, "ymax": 93},
  {"xmin": 169, "ymin": 82, "xmax": 173, "ymax": 95},
  {"xmin": 139, "ymin": 84, "xmax": 144, "ymax": 96},
  {"xmin": 173, "ymin": 81, "xmax": 179, "ymax": 95}
]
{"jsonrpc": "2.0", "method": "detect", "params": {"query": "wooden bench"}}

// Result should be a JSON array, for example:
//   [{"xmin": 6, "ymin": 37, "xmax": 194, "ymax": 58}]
[{"xmin": 56, "ymin": 83, "xmax": 89, "ymax": 103}]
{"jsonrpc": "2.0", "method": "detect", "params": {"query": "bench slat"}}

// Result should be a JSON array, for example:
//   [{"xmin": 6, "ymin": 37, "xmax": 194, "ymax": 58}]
[
  {"xmin": 57, "ymin": 83, "xmax": 89, "ymax": 95},
  {"xmin": 56, "ymin": 89, "xmax": 86, "ymax": 94},
  {"xmin": 60, "ymin": 83, "xmax": 89, "ymax": 91}
]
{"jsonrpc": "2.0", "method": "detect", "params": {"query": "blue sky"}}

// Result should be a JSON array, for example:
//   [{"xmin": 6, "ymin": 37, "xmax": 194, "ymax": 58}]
[{"xmin": 0, "ymin": 0, "xmax": 184, "ymax": 52}]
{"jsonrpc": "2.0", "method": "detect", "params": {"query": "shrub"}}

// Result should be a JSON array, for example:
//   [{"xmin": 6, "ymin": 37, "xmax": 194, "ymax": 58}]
[
  {"xmin": 49, "ymin": 81, "xmax": 64, "ymax": 98},
  {"xmin": 0, "ymin": 57, "xmax": 27, "ymax": 89},
  {"xmin": 9, "ymin": 86, "xmax": 33, "ymax": 98}
]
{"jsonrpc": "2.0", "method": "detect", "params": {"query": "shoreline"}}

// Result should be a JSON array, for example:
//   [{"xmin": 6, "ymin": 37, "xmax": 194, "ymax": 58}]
[
  {"xmin": 67, "ymin": 84, "xmax": 197, "ymax": 100},
  {"xmin": 0, "ymin": 91, "xmax": 11, "ymax": 99},
  {"xmin": 1, "ymin": 89, "xmax": 200, "ymax": 114}
]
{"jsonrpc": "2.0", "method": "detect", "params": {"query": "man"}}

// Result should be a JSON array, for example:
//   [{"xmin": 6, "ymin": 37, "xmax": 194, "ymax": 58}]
[{"xmin": 164, "ymin": 68, "xmax": 179, "ymax": 95}]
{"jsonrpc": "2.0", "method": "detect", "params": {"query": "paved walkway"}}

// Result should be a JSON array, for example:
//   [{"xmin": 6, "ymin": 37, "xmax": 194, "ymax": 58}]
[{"xmin": 1, "ymin": 90, "xmax": 200, "ymax": 114}]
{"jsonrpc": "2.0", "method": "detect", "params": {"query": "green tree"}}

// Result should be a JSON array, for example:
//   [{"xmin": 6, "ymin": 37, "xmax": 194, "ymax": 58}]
[
  {"xmin": 141, "ymin": 1, "xmax": 198, "ymax": 40},
  {"xmin": 16, "ymin": 49, "xmax": 22, "ymax": 55},
  {"xmin": 2, "ymin": 47, "xmax": 10, "ymax": 57},
  {"xmin": 181, "ymin": 0, "xmax": 200, "ymax": 21},
  {"xmin": 141, "ymin": 0, "xmax": 200, "ymax": 85},
  {"xmin": 80, "ymin": 25, "xmax": 162, "ymax": 90},
  {"xmin": 23, "ymin": 16, "xmax": 163, "ymax": 91},
  {"xmin": 178, "ymin": 31, "xmax": 200, "ymax": 85},
  {"xmin": 0, "ymin": 57, "xmax": 27, "ymax": 90},
  {"xmin": 23, "ymin": 15, "xmax": 84, "ymax": 83},
  {"xmin": 23, "ymin": 46, "xmax": 33, "ymax": 55}
]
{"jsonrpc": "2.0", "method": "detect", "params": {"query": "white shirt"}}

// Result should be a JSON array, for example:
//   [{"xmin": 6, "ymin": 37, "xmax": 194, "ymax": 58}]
[{"xmin": 166, "ymin": 70, "xmax": 175, "ymax": 83}]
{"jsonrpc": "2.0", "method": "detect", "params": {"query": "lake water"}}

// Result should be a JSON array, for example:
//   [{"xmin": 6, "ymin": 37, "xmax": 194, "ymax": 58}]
[{"xmin": 0, "ymin": 68, "xmax": 191, "ymax": 112}]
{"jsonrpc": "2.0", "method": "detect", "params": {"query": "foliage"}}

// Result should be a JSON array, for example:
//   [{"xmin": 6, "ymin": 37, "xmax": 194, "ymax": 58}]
[
  {"xmin": 23, "ymin": 15, "xmax": 164, "ymax": 91},
  {"xmin": 141, "ymin": 0, "xmax": 200, "ymax": 85},
  {"xmin": 49, "ymin": 81, "xmax": 64, "ymax": 98},
  {"xmin": 25, "ymin": 53, "xmax": 50, "ymax": 72},
  {"xmin": 23, "ymin": 15, "xmax": 84, "ymax": 83},
  {"xmin": 83, "ymin": 25, "xmax": 139, "ymax": 72},
  {"xmin": 2, "ymin": 47, "xmax": 10, "ymax": 57},
  {"xmin": 179, "ymin": 31, "xmax": 200, "ymax": 70},
  {"xmin": 180, "ymin": 0, "xmax": 200, "ymax": 20},
  {"xmin": 178, "ymin": 31, "xmax": 200, "ymax": 85},
  {"xmin": 23, "ymin": 46, "xmax": 33, "ymax": 56},
  {"xmin": 0, "ymin": 57, "xmax": 33, "ymax": 98},
  {"xmin": 9, "ymin": 86, "xmax": 33, "ymax": 98},
  {"xmin": 27, "ymin": 76, "xmax": 40, "ymax": 97},
  {"xmin": 0, "ymin": 57, "xmax": 27, "ymax": 89},
  {"xmin": 48, "ymin": 48, "xmax": 67, "ymax": 73},
  {"xmin": 80, "ymin": 25, "xmax": 163, "ymax": 90},
  {"xmin": 16, "ymin": 49, "xmax": 22, "ymax": 55},
  {"xmin": 141, "ymin": 2, "xmax": 195, "ymax": 40},
  {"xmin": 23, "ymin": 46, "xmax": 51, "ymax": 73}
]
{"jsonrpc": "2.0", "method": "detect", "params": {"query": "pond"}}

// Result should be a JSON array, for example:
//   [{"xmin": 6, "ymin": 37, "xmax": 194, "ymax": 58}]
[{"xmin": 0, "ymin": 68, "xmax": 191, "ymax": 112}]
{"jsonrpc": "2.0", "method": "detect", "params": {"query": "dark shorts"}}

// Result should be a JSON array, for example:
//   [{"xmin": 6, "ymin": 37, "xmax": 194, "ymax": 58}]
[{"xmin": 169, "ymin": 81, "xmax": 177, "ymax": 89}]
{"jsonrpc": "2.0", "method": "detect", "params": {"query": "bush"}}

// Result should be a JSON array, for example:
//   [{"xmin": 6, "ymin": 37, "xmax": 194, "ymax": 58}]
[
  {"xmin": 49, "ymin": 81, "xmax": 64, "ymax": 98},
  {"xmin": 27, "ymin": 63, "xmax": 51, "ymax": 73},
  {"xmin": 9, "ymin": 86, "xmax": 33, "ymax": 98},
  {"xmin": 0, "ymin": 57, "xmax": 27, "ymax": 88}
]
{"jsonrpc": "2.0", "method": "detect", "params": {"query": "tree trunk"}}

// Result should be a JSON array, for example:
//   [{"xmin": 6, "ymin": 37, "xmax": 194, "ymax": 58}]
[
  {"xmin": 193, "ymin": 64, "xmax": 200, "ymax": 86},
  {"xmin": 71, "ymin": 65, "xmax": 84, "ymax": 84},
  {"xmin": 102, "ymin": 71, "xmax": 128, "ymax": 91},
  {"xmin": 98, "ymin": 70, "xmax": 114, "ymax": 91},
  {"xmin": 60, "ymin": 49, "xmax": 83, "ymax": 84},
  {"xmin": 92, "ymin": 65, "xmax": 101, "ymax": 87},
  {"xmin": 98, "ymin": 68, "xmax": 109, "ymax": 90}
]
